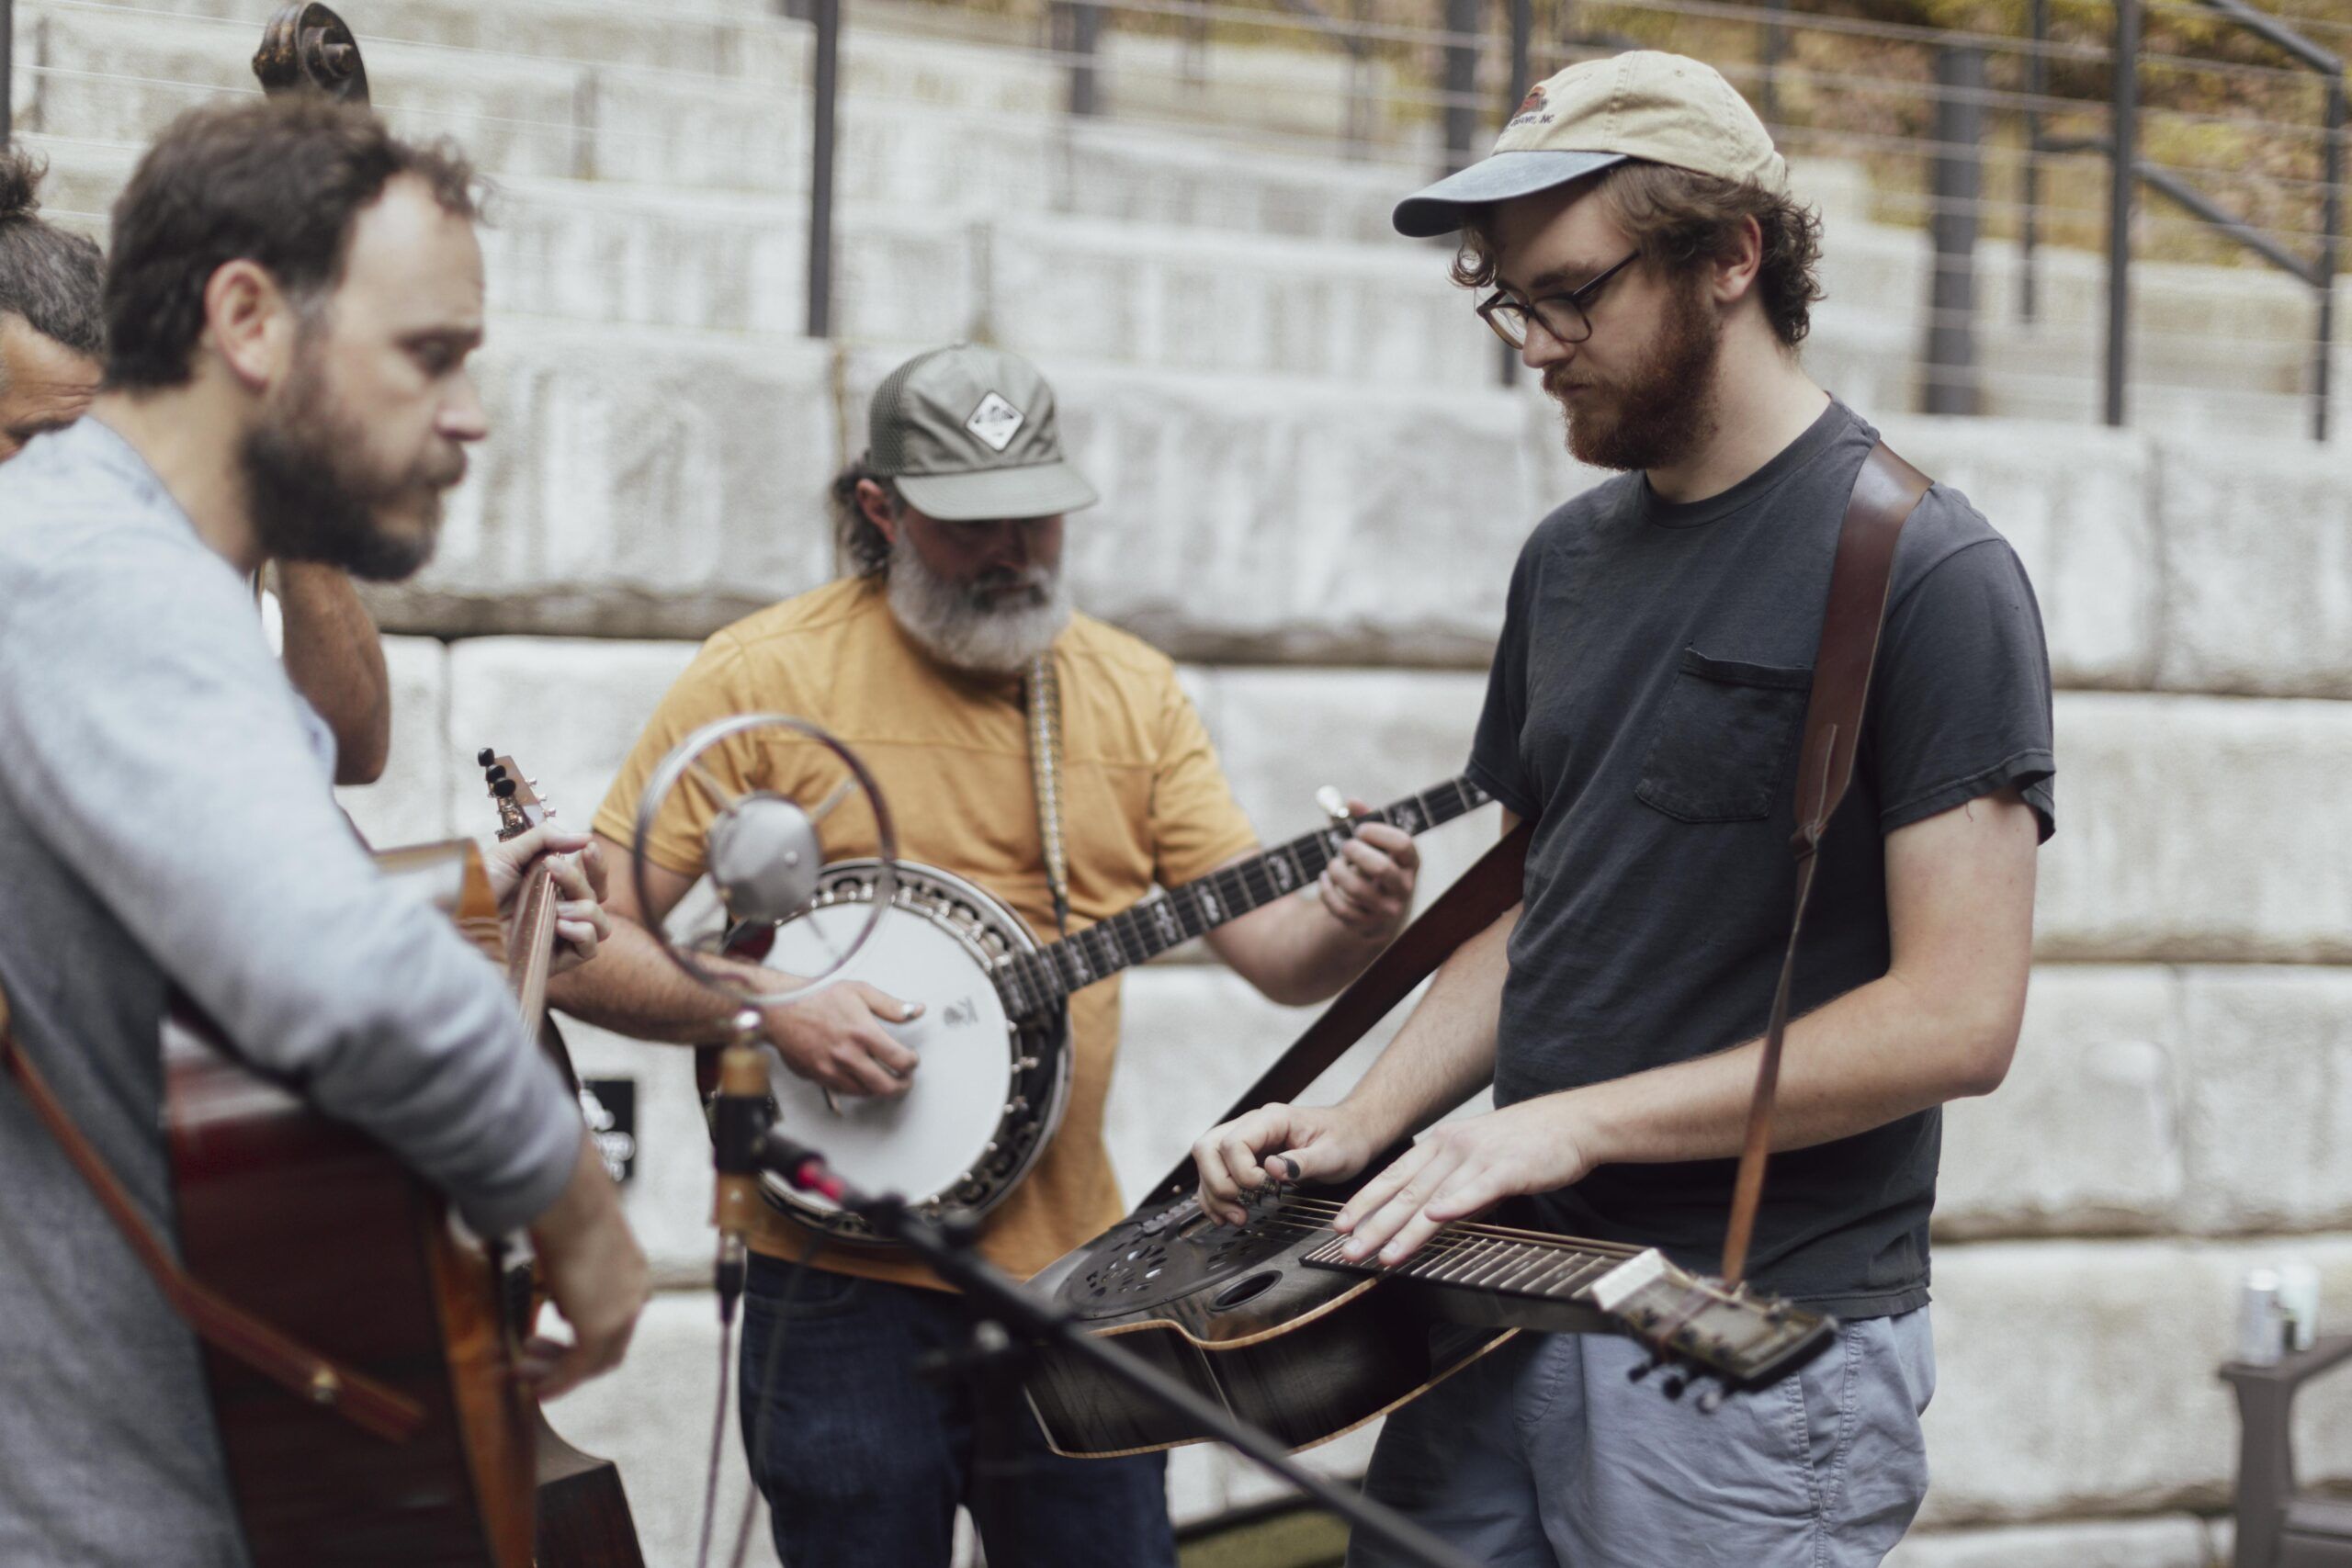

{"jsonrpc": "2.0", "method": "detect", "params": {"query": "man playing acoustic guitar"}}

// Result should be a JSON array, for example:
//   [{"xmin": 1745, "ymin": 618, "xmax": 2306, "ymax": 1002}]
[
  {"xmin": 1193, "ymin": 52, "xmax": 2055, "ymax": 1568},
  {"xmin": 0, "ymin": 100, "xmax": 647, "ymax": 1566},
  {"xmin": 1, "ymin": 141, "xmax": 396, "ymax": 788}
]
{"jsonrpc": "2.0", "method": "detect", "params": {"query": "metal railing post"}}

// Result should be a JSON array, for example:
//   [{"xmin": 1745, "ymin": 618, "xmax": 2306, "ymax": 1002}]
[
  {"xmin": 1508, "ymin": 0, "xmax": 1532, "ymax": 110},
  {"xmin": 1926, "ymin": 42, "xmax": 1986, "ymax": 415},
  {"xmin": 1759, "ymin": 0, "xmax": 1788, "ymax": 125},
  {"xmin": 2104, "ymin": 0, "xmax": 2140, "ymax": 428},
  {"xmin": 1498, "ymin": 0, "xmax": 1533, "ymax": 387},
  {"xmin": 2022, "ymin": 0, "xmax": 2047, "ymax": 323},
  {"xmin": 1064, "ymin": 0, "xmax": 1102, "ymax": 118},
  {"xmin": 1441, "ymin": 0, "xmax": 1480, "ymax": 176},
  {"xmin": 805, "ymin": 0, "xmax": 838, "ymax": 338},
  {"xmin": 2, "ymin": 0, "xmax": 14, "ymax": 148},
  {"xmin": 2313, "ymin": 77, "xmax": 2343, "ymax": 441}
]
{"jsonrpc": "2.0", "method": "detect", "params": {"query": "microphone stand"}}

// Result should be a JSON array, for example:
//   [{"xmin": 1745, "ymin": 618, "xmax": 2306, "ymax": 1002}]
[{"xmin": 743, "ymin": 1122, "xmax": 1482, "ymax": 1568}]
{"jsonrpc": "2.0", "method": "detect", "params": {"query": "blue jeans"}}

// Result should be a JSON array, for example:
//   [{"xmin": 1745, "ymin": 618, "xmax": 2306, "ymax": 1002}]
[
  {"xmin": 1351, "ymin": 1310, "xmax": 1936, "ymax": 1568},
  {"xmin": 738, "ymin": 1252, "xmax": 1177, "ymax": 1568}
]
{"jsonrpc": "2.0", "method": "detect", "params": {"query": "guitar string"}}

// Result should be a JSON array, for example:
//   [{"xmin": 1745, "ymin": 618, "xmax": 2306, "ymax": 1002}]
[
  {"xmin": 1228, "ymin": 1203, "xmax": 1640, "ymax": 1251},
  {"xmin": 1209, "ymin": 1205, "xmax": 1642, "ymax": 1254},
  {"xmin": 1177, "ymin": 1212, "xmax": 1645, "ymax": 1276},
  {"xmin": 1228, "ymin": 1197, "xmax": 1651, "ymax": 1255},
  {"xmin": 1128, "ymin": 1217, "xmax": 1631, "ymax": 1302},
  {"xmin": 1008, "ymin": 774, "xmax": 1482, "ymax": 1001},
  {"xmin": 1221, "ymin": 1215, "xmax": 1638, "ymax": 1266}
]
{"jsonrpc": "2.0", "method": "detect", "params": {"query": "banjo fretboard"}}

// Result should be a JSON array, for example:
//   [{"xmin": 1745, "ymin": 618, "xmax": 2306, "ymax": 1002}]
[{"xmin": 994, "ymin": 775, "xmax": 1491, "ymax": 1019}]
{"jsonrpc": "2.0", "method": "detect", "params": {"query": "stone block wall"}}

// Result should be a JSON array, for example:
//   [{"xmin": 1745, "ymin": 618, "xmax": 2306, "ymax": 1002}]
[{"xmin": 19, "ymin": 1, "xmax": 2352, "ymax": 1561}]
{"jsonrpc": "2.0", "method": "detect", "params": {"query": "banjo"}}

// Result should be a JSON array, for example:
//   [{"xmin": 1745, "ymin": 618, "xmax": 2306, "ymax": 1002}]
[{"xmin": 705, "ymin": 774, "xmax": 1493, "ymax": 1243}]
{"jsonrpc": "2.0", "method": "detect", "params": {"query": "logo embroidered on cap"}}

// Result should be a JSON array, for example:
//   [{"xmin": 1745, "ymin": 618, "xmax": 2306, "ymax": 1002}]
[
  {"xmin": 966, "ymin": 392, "xmax": 1024, "ymax": 453},
  {"xmin": 1508, "ymin": 85, "xmax": 1550, "ymax": 127}
]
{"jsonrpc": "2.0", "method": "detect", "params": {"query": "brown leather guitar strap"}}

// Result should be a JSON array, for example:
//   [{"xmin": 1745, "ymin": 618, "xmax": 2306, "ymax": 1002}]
[
  {"xmin": 1143, "ymin": 818, "xmax": 1532, "ymax": 1204},
  {"xmin": 0, "ymin": 996, "xmax": 426, "ymax": 1442},
  {"xmin": 1718, "ymin": 442, "xmax": 1932, "ymax": 1284}
]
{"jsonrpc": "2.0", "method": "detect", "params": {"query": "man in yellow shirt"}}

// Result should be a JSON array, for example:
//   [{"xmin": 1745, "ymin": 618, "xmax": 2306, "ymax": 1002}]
[{"xmin": 569, "ymin": 344, "xmax": 1422, "ymax": 1567}]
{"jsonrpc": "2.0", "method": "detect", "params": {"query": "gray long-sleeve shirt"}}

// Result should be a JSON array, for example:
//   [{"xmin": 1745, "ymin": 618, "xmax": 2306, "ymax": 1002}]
[{"xmin": 0, "ymin": 418, "xmax": 584, "ymax": 1565}]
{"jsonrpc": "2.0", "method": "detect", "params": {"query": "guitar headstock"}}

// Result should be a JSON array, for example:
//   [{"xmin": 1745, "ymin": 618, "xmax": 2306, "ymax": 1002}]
[
  {"xmin": 1588, "ymin": 1249, "xmax": 1837, "ymax": 1404},
  {"xmin": 477, "ymin": 749, "xmax": 554, "ymax": 842}
]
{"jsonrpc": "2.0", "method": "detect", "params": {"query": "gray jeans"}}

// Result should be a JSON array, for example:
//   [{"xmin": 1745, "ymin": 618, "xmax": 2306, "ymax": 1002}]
[{"xmin": 1350, "ymin": 1309, "xmax": 1935, "ymax": 1568}]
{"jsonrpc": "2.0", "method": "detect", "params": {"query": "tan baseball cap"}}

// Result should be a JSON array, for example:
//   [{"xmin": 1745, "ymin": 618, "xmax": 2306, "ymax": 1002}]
[
  {"xmin": 1393, "ymin": 51, "xmax": 1788, "ymax": 238},
  {"xmin": 866, "ymin": 344, "xmax": 1100, "ymax": 523}
]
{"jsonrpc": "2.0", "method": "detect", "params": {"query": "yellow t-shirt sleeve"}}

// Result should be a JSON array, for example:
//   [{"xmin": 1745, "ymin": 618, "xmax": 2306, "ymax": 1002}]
[
  {"xmin": 1147, "ymin": 675, "xmax": 1260, "ymax": 888},
  {"xmin": 591, "ymin": 632, "xmax": 767, "ymax": 878}
]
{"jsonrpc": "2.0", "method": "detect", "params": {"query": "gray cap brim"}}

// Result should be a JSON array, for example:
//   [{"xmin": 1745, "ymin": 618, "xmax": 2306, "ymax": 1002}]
[
  {"xmin": 1392, "ymin": 149, "xmax": 1629, "ymax": 238},
  {"xmin": 896, "ymin": 458, "xmax": 1100, "ymax": 523}
]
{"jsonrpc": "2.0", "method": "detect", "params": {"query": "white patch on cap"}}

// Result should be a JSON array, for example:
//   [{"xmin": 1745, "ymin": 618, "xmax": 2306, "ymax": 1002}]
[{"xmin": 965, "ymin": 391, "xmax": 1024, "ymax": 453}]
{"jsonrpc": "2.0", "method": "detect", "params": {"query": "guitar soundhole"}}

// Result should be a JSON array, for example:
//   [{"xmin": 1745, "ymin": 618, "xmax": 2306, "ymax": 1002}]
[{"xmin": 1209, "ymin": 1270, "xmax": 1279, "ymax": 1312}]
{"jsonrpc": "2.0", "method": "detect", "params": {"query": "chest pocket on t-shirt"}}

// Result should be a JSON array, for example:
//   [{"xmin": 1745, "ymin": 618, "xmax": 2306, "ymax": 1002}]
[{"xmin": 1634, "ymin": 649, "xmax": 1812, "ymax": 823}]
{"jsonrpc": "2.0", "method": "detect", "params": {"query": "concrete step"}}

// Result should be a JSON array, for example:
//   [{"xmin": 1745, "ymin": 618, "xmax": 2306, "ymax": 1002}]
[
  {"xmin": 350, "ymin": 324, "xmax": 1886, "ymax": 661},
  {"xmin": 12, "ymin": 3, "xmax": 797, "ymax": 187},
  {"xmin": 24, "ymin": 131, "xmax": 1905, "ymax": 400},
  {"xmin": 316, "ymin": 313, "xmax": 2345, "ymax": 700},
  {"xmin": 15, "ymin": 0, "xmax": 1874, "ymax": 244},
  {"xmin": 75, "ymin": 0, "xmax": 807, "ymax": 81}
]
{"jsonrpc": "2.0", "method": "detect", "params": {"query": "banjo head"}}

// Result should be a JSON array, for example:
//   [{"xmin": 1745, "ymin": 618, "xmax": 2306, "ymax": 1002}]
[{"xmin": 758, "ymin": 860, "xmax": 1070, "ymax": 1243}]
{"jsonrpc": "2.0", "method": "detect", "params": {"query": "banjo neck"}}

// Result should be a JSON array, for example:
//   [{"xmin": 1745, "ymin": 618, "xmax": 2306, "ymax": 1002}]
[{"xmin": 994, "ymin": 774, "xmax": 1491, "ymax": 1019}]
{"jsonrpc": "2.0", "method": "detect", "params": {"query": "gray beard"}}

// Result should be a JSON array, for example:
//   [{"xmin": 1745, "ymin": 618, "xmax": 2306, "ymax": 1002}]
[{"xmin": 885, "ymin": 532, "xmax": 1072, "ymax": 675}]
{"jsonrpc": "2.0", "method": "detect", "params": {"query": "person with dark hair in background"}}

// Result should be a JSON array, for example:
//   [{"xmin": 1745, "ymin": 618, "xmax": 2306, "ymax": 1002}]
[
  {"xmin": 1192, "ymin": 51, "xmax": 2055, "ymax": 1568},
  {"xmin": 0, "ymin": 141, "xmax": 394, "ymax": 784},
  {"xmin": 0, "ymin": 146, "xmax": 105, "ymax": 460},
  {"xmin": 0, "ymin": 100, "xmax": 646, "ymax": 1567}
]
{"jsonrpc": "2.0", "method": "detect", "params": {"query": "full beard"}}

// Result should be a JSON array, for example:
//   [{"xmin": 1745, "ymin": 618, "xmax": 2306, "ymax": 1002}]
[
  {"xmin": 1545, "ymin": 272, "xmax": 1724, "ymax": 473},
  {"xmin": 240, "ymin": 345, "xmax": 458, "ymax": 583},
  {"xmin": 885, "ymin": 531, "xmax": 1073, "ymax": 675}
]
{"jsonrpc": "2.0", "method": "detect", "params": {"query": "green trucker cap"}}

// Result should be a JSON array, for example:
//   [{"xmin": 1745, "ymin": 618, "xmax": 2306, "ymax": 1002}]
[{"xmin": 866, "ymin": 344, "xmax": 1101, "ymax": 522}]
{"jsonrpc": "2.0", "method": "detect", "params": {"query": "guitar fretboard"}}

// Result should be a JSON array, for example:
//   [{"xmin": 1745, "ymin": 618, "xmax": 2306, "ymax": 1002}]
[
  {"xmin": 993, "ymin": 775, "xmax": 1490, "ymax": 1019},
  {"xmin": 1301, "ymin": 1228, "xmax": 1639, "ymax": 1304}
]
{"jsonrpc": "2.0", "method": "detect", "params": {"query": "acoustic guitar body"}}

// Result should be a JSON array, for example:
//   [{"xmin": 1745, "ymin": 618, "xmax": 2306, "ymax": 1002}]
[
  {"xmin": 532, "ymin": 1405, "xmax": 645, "ymax": 1568},
  {"xmin": 165, "ymin": 1006, "xmax": 535, "ymax": 1567},
  {"xmin": 163, "ymin": 842, "xmax": 536, "ymax": 1567},
  {"xmin": 1025, "ymin": 1179, "xmax": 1835, "ymax": 1461},
  {"xmin": 1022, "ymin": 1186, "xmax": 1519, "ymax": 1460}
]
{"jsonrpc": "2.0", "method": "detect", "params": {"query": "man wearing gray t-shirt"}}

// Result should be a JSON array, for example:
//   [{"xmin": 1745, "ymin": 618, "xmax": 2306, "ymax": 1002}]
[
  {"xmin": 0, "ymin": 100, "xmax": 646, "ymax": 1565},
  {"xmin": 1194, "ymin": 53, "xmax": 2052, "ymax": 1568}
]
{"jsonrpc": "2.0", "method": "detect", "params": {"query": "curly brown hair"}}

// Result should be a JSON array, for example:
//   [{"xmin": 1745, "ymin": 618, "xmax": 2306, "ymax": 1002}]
[
  {"xmin": 1450, "ymin": 162, "xmax": 1824, "ymax": 348},
  {"xmin": 104, "ymin": 98, "xmax": 482, "ymax": 389}
]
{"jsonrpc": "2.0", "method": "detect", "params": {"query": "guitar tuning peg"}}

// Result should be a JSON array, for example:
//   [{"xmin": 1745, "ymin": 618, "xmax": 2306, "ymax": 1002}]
[
  {"xmin": 493, "ymin": 778, "xmax": 517, "ymax": 799},
  {"xmin": 1696, "ymin": 1383, "xmax": 1726, "ymax": 1415},
  {"xmin": 477, "ymin": 748, "xmax": 495, "ymax": 767},
  {"xmin": 1625, "ymin": 1358, "xmax": 1656, "ymax": 1384},
  {"xmin": 527, "ymin": 778, "xmax": 541, "ymax": 790},
  {"xmin": 1660, "ymin": 1372, "xmax": 1688, "ymax": 1401}
]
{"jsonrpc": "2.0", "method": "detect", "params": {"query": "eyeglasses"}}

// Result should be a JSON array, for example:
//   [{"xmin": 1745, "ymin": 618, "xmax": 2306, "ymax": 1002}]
[{"xmin": 1475, "ymin": 251, "xmax": 1641, "ymax": 350}]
